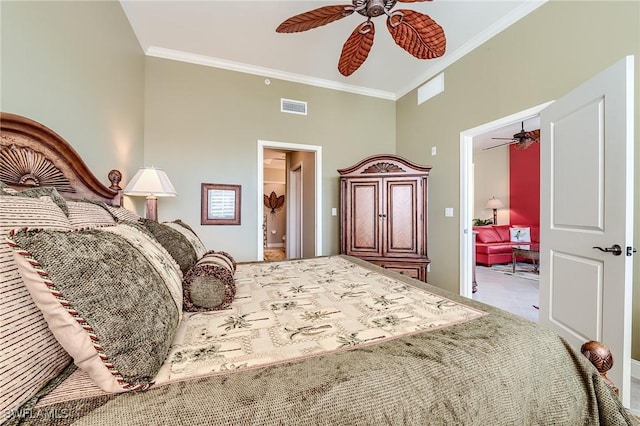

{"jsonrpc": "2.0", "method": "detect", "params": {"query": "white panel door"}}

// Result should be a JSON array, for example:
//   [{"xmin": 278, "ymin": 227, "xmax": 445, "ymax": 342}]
[{"xmin": 539, "ymin": 56, "xmax": 634, "ymax": 407}]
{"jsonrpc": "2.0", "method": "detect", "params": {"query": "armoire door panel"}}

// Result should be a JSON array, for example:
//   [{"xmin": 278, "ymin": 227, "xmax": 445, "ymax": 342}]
[
  {"xmin": 348, "ymin": 180, "xmax": 382, "ymax": 256},
  {"xmin": 386, "ymin": 180, "xmax": 419, "ymax": 255}
]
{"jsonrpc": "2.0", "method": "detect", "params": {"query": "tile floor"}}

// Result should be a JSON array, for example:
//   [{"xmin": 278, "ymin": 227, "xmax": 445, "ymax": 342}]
[{"xmin": 472, "ymin": 265, "xmax": 640, "ymax": 412}]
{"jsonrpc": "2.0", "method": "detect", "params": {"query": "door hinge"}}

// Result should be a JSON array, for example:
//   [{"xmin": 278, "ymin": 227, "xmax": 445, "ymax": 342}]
[{"xmin": 627, "ymin": 246, "xmax": 637, "ymax": 256}]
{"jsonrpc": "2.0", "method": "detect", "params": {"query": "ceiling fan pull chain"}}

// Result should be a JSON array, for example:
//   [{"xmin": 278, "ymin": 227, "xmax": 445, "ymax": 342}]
[{"xmin": 387, "ymin": 10, "xmax": 404, "ymax": 28}]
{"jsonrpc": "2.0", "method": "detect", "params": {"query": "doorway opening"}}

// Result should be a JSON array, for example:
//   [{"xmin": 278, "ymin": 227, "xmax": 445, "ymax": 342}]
[
  {"xmin": 458, "ymin": 102, "xmax": 552, "ymax": 304},
  {"xmin": 257, "ymin": 140, "xmax": 322, "ymax": 262}
]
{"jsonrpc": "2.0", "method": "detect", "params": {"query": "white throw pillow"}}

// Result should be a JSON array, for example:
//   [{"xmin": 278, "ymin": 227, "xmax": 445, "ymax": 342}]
[{"xmin": 510, "ymin": 227, "xmax": 531, "ymax": 243}]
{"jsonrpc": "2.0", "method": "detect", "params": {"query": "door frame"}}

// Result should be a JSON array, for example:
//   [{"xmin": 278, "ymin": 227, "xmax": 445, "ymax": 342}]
[
  {"xmin": 287, "ymin": 162, "xmax": 303, "ymax": 259},
  {"xmin": 257, "ymin": 140, "xmax": 322, "ymax": 261},
  {"xmin": 459, "ymin": 101, "xmax": 553, "ymax": 297}
]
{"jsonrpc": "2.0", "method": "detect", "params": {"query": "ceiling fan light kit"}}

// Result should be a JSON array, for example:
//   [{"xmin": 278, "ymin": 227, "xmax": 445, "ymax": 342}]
[{"xmin": 276, "ymin": 0, "xmax": 447, "ymax": 76}]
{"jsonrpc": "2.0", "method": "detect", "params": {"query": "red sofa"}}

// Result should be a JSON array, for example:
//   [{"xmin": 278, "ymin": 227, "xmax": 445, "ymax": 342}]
[{"xmin": 474, "ymin": 224, "xmax": 539, "ymax": 266}]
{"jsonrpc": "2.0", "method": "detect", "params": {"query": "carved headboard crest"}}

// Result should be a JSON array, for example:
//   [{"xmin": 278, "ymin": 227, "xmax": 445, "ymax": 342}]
[{"xmin": 0, "ymin": 143, "xmax": 75, "ymax": 192}]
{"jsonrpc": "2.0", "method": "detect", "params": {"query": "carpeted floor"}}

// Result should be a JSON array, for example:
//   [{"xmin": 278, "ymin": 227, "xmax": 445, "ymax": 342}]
[{"xmin": 490, "ymin": 262, "xmax": 539, "ymax": 281}]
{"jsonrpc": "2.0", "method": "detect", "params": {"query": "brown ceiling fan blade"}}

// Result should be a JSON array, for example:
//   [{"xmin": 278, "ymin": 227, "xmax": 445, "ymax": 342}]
[
  {"xmin": 338, "ymin": 21, "xmax": 375, "ymax": 77},
  {"xmin": 276, "ymin": 5, "xmax": 354, "ymax": 33},
  {"xmin": 386, "ymin": 10, "xmax": 446, "ymax": 59},
  {"xmin": 525, "ymin": 129, "xmax": 541, "ymax": 142}
]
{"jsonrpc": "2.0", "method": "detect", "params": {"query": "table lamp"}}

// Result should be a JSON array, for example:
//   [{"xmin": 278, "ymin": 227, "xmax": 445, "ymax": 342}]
[
  {"xmin": 485, "ymin": 196, "xmax": 504, "ymax": 225},
  {"xmin": 124, "ymin": 167, "xmax": 176, "ymax": 221}
]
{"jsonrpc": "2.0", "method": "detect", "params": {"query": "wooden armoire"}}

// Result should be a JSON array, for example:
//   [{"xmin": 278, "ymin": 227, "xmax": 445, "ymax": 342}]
[{"xmin": 338, "ymin": 154, "xmax": 431, "ymax": 282}]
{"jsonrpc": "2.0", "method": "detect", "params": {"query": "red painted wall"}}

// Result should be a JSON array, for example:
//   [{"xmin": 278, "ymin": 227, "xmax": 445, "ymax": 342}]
[{"xmin": 509, "ymin": 142, "xmax": 540, "ymax": 226}]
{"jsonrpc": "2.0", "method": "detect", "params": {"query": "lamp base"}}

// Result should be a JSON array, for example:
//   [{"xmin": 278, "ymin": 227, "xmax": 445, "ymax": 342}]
[
  {"xmin": 492, "ymin": 209, "xmax": 498, "ymax": 225},
  {"xmin": 146, "ymin": 196, "xmax": 158, "ymax": 221}
]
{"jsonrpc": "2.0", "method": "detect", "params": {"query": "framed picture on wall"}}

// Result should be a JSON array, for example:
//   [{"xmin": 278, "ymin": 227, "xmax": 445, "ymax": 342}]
[{"xmin": 201, "ymin": 183, "xmax": 241, "ymax": 225}]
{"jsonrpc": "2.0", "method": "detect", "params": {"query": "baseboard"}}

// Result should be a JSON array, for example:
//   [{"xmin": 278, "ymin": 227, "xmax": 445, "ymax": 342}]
[
  {"xmin": 632, "ymin": 358, "xmax": 640, "ymax": 380},
  {"xmin": 266, "ymin": 243, "xmax": 284, "ymax": 248}
]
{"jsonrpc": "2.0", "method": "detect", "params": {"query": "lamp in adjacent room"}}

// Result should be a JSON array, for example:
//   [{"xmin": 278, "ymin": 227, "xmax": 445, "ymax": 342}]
[
  {"xmin": 485, "ymin": 196, "xmax": 504, "ymax": 225},
  {"xmin": 124, "ymin": 167, "xmax": 176, "ymax": 221}
]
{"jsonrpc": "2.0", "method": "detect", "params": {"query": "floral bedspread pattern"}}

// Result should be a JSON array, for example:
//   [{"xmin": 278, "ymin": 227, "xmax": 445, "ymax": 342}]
[{"xmin": 154, "ymin": 256, "xmax": 486, "ymax": 383}]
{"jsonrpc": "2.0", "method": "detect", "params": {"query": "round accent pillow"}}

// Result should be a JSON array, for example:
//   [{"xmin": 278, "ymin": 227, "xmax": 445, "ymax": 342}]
[{"xmin": 182, "ymin": 252, "xmax": 236, "ymax": 312}]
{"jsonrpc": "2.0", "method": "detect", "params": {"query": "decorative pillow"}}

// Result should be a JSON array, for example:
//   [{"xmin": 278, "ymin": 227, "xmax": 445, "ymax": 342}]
[
  {"xmin": 105, "ymin": 204, "xmax": 142, "ymax": 223},
  {"xmin": 163, "ymin": 220, "xmax": 207, "ymax": 258},
  {"xmin": 67, "ymin": 200, "xmax": 116, "ymax": 228},
  {"xmin": 0, "ymin": 195, "xmax": 73, "ymax": 414},
  {"xmin": 8, "ymin": 228, "xmax": 180, "ymax": 393},
  {"xmin": 182, "ymin": 251, "xmax": 236, "ymax": 312},
  {"xmin": 510, "ymin": 227, "xmax": 531, "ymax": 243},
  {"xmin": 3, "ymin": 186, "xmax": 69, "ymax": 216},
  {"xmin": 102, "ymin": 223, "xmax": 183, "ymax": 322},
  {"xmin": 142, "ymin": 219, "xmax": 197, "ymax": 274}
]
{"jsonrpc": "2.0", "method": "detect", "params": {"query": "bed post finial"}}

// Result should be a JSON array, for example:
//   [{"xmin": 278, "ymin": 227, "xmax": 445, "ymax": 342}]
[
  {"xmin": 108, "ymin": 169, "xmax": 123, "ymax": 207},
  {"xmin": 581, "ymin": 340, "xmax": 618, "ymax": 396}
]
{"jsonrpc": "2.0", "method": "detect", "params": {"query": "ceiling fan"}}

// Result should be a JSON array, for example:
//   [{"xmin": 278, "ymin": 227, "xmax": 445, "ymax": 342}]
[
  {"xmin": 276, "ymin": 0, "xmax": 446, "ymax": 77},
  {"xmin": 483, "ymin": 122, "xmax": 541, "ymax": 151}
]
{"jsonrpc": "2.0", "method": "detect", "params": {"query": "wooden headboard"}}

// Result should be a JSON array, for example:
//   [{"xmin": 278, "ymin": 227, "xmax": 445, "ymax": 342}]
[{"xmin": 0, "ymin": 112, "xmax": 122, "ymax": 206}]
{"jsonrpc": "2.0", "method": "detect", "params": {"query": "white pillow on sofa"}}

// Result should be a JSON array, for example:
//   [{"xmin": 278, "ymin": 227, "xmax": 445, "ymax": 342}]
[{"xmin": 510, "ymin": 227, "xmax": 531, "ymax": 243}]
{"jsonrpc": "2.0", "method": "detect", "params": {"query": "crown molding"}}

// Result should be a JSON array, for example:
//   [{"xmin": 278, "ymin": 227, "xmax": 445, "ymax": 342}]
[
  {"xmin": 396, "ymin": 0, "xmax": 547, "ymax": 100},
  {"xmin": 144, "ymin": 0, "xmax": 545, "ymax": 102},
  {"xmin": 146, "ymin": 47, "xmax": 396, "ymax": 101}
]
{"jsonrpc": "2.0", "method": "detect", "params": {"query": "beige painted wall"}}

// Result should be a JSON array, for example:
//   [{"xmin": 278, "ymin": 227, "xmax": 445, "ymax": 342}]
[
  {"xmin": 144, "ymin": 57, "xmax": 396, "ymax": 261},
  {"xmin": 473, "ymin": 148, "xmax": 509, "ymax": 225},
  {"xmin": 0, "ymin": 1, "xmax": 145, "ymax": 188},
  {"xmin": 396, "ymin": 0, "xmax": 640, "ymax": 358}
]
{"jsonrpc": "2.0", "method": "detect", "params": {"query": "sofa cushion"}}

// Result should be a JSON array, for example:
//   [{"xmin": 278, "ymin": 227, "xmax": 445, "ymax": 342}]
[
  {"xmin": 9, "ymin": 228, "xmax": 180, "ymax": 393},
  {"xmin": 475, "ymin": 243, "xmax": 516, "ymax": 255},
  {"xmin": 474, "ymin": 226, "xmax": 502, "ymax": 244},
  {"xmin": 492, "ymin": 225, "xmax": 511, "ymax": 242}
]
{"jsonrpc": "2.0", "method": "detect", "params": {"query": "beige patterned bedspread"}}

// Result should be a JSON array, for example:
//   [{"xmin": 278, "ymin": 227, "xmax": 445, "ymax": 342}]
[{"xmin": 156, "ymin": 256, "xmax": 485, "ymax": 383}]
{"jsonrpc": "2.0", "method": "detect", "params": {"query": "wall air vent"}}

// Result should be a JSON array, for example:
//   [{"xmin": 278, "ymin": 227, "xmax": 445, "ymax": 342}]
[{"xmin": 281, "ymin": 98, "xmax": 307, "ymax": 115}]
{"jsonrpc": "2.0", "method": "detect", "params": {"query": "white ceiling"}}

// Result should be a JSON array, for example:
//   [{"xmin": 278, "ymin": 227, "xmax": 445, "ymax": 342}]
[{"xmin": 120, "ymin": 0, "xmax": 546, "ymax": 100}]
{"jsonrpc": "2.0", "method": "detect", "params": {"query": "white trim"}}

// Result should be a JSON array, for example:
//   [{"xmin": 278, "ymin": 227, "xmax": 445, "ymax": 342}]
[
  {"xmin": 459, "ymin": 101, "xmax": 554, "ymax": 298},
  {"xmin": 397, "ymin": 0, "xmax": 547, "ymax": 99},
  {"xmin": 147, "ymin": 47, "xmax": 395, "ymax": 100},
  {"xmin": 632, "ymin": 358, "xmax": 640, "ymax": 380},
  {"xmin": 266, "ymin": 243, "xmax": 285, "ymax": 248},
  {"xmin": 264, "ymin": 180, "xmax": 286, "ymax": 185},
  {"xmin": 257, "ymin": 140, "xmax": 323, "ymax": 261}
]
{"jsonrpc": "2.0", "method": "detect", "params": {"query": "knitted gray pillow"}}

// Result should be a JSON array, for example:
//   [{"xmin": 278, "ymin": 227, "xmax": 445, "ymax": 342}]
[
  {"xmin": 142, "ymin": 219, "xmax": 197, "ymax": 274},
  {"xmin": 9, "ymin": 228, "xmax": 180, "ymax": 392}
]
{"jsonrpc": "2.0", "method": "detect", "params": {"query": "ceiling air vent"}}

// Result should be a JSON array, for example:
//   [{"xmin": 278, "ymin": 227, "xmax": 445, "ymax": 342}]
[{"xmin": 281, "ymin": 98, "xmax": 307, "ymax": 115}]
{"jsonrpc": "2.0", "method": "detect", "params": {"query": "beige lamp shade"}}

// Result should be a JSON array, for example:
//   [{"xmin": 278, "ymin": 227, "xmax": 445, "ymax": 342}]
[
  {"xmin": 124, "ymin": 167, "xmax": 176, "ymax": 220},
  {"xmin": 485, "ymin": 197, "xmax": 504, "ymax": 210}
]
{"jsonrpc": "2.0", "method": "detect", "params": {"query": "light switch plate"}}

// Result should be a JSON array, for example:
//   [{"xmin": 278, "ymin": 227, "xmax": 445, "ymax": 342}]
[
  {"xmin": 431, "ymin": 146, "xmax": 437, "ymax": 156},
  {"xmin": 331, "ymin": 207, "xmax": 337, "ymax": 216},
  {"xmin": 445, "ymin": 207, "xmax": 454, "ymax": 217}
]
